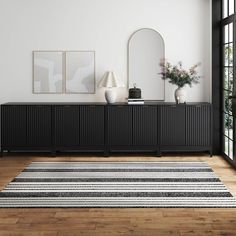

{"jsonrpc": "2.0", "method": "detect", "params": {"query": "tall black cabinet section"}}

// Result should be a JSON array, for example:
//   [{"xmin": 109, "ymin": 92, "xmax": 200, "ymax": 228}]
[
  {"xmin": 160, "ymin": 104, "xmax": 212, "ymax": 154},
  {"xmin": 108, "ymin": 105, "xmax": 133, "ymax": 148},
  {"xmin": 1, "ymin": 105, "xmax": 27, "ymax": 149},
  {"xmin": 1, "ymin": 103, "xmax": 212, "ymax": 156},
  {"xmin": 108, "ymin": 105, "xmax": 158, "ymax": 152},
  {"xmin": 160, "ymin": 105, "xmax": 185, "ymax": 147},
  {"xmin": 79, "ymin": 105, "xmax": 105, "ymax": 148},
  {"xmin": 27, "ymin": 105, "xmax": 52, "ymax": 149},
  {"xmin": 54, "ymin": 105, "xmax": 105, "ymax": 152},
  {"xmin": 1, "ymin": 105, "xmax": 52, "ymax": 150},
  {"xmin": 54, "ymin": 105, "xmax": 79, "ymax": 150}
]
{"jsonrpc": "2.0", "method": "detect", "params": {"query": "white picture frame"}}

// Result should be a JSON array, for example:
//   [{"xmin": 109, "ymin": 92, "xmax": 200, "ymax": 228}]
[
  {"xmin": 33, "ymin": 51, "xmax": 64, "ymax": 94},
  {"xmin": 65, "ymin": 51, "xmax": 95, "ymax": 94}
]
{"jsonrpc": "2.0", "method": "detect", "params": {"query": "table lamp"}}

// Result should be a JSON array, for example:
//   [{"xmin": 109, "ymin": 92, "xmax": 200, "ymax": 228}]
[{"xmin": 98, "ymin": 71, "xmax": 125, "ymax": 103}]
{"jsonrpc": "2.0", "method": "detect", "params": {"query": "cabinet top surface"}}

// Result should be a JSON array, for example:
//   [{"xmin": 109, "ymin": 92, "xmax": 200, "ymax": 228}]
[{"xmin": 2, "ymin": 102, "xmax": 211, "ymax": 106}]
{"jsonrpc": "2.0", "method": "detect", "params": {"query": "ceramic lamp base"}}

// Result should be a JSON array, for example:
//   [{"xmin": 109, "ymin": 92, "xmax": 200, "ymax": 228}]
[{"xmin": 105, "ymin": 89, "xmax": 117, "ymax": 103}]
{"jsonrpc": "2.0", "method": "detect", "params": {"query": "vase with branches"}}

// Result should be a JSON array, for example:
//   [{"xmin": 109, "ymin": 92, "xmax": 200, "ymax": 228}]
[{"xmin": 159, "ymin": 61, "xmax": 201, "ymax": 103}]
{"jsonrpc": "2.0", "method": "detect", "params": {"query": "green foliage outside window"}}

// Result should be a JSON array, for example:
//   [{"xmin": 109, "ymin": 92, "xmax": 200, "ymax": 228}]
[{"xmin": 224, "ymin": 45, "xmax": 233, "ymax": 129}]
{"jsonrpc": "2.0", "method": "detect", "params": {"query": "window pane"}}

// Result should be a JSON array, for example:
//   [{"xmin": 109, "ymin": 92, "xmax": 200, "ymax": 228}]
[
  {"xmin": 225, "ymin": 25, "xmax": 229, "ymax": 43},
  {"xmin": 224, "ymin": 67, "xmax": 229, "ymax": 90},
  {"xmin": 223, "ymin": 0, "xmax": 228, "ymax": 18},
  {"xmin": 224, "ymin": 45, "xmax": 229, "ymax": 66},
  {"xmin": 229, "ymin": 115, "xmax": 234, "ymax": 139},
  {"xmin": 229, "ymin": 67, "xmax": 233, "ymax": 91},
  {"xmin": 229, "ymin": 43, "xmax": 233, "ymax": 66},
  {"xmin": 229, "ymin": 23, "xmax": 233, "ymax": 42},
  {"xmin": 224, "ymin": 90, "xmax": 229, "ymax": 112},
  {"xmin": 228, "ymin": 91, "xmax": 233, "ymax": 115},
  {"xmin": 229, "ymin": 0, "xmax": 234, "ymax": 15},
  {"xmin": 224, "ymin": 113, "xmax": 229, "ymax": 137},
  {"xmin": 229, "ymin": 139, "xmax": 233, "ymax": 159},
  {"xmin": 224, "ymin": 136, "xmax": 229, "ymax": 156}
]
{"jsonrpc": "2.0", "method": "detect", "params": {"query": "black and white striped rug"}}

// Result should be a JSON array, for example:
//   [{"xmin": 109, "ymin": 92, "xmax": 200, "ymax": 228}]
[{"xmin": 0, "ymin": 161, "xmax": 236, "ymax": 208}]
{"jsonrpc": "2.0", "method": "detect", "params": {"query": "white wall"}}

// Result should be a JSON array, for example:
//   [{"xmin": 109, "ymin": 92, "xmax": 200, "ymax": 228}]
[{"xmin": 0, "ymin": 0, "xmax": 211, "ymax": 103}]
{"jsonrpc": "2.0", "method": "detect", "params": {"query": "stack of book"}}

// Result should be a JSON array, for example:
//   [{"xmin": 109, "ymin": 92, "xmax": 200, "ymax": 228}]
[{"xmin": 127, "ymin": 98, "xmax": 144, "ymax": 105}]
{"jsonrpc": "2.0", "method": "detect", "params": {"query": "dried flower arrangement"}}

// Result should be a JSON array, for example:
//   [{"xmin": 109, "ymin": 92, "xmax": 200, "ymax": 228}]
[{"xmin": 159, "ymin": 61, "xmax": 201, "ymax": 88}]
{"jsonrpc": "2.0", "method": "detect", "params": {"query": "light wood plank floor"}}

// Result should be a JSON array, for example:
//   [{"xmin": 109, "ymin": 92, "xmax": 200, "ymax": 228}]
[{"xmin": 0, "ymin": 154, "xmax": 236, "ymax": 236}]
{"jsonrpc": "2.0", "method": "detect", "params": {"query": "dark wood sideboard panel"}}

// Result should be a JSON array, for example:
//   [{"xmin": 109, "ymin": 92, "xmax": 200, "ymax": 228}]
[
  {"xmin": 186, "ymin": 105, "xmax": 212, "ymax": 147},
  {"xmin": 160, "ymin": 104, "xmax": 212, "ymax": 154},
  {"xmin": 1, "ymin": 105, "xmax": 27, "ymax": 149},
  {"xmin": 0, "ymin": 103, "xmax": 212, "ymax": 156},
  {"xmin": 108, "ymin": 105, "xmax": 133, "ymax": 148},
  {"xmin": 108, "ymin": 105, "xmax": 158, "ymax": 152},
  {"xmin": 26, "ymin": 105, "xmax": 52, "ymax": 148},
  {"xmin": 54, "ymin": 105, "xmax": 80, "ymax": 149},
  {"xmin": 79, "ymin": 105, "xmax": 105, "ymax": 148},
  {"xmin": 133, "ymin": 105, "xmax": 158, "ymax": 147},
  {"xmin": 160, "ymin": 105, "xmax": 185, "ymax": 146}
]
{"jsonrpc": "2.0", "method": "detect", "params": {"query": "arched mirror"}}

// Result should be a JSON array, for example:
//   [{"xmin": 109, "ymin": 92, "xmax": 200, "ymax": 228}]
[{"xmin": 128, "ymin": 28, "xmax": 165, "ymax": 100}]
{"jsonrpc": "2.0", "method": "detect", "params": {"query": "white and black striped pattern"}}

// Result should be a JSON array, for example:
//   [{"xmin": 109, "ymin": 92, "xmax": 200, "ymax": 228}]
[{"xmin": 0, "ymin": 161, "xmax": 236, "ymax": 208}]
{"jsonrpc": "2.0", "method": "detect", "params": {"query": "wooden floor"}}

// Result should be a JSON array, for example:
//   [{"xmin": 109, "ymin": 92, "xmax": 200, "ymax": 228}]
[{"xmin": 0, "ymin": 154, "xmax": 236, "ymax": 236}]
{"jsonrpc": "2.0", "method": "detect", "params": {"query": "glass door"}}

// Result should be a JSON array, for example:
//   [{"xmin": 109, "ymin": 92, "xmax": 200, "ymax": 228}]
[
  {"xmin": 222, "ymin": 19, "xmax": 234, "ymax": 161},
  {"xmin": 221, "ymin": 0, "xmax": 236, "ymax": 163}
]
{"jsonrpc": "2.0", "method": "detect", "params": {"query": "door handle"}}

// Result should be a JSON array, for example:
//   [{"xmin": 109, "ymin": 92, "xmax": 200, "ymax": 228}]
[{"xmin": 229, "ymin": 95, "xmax": 236, "ymax": 99}]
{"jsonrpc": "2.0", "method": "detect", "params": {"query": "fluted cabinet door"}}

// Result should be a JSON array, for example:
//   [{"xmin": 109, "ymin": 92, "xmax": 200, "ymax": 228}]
[
  {"xmin": 26, "ymin": 105, "xmax": 52, "ymax": 148},
  {"xmin": 160, "ymin": 105, "xmax": 185, "ymax": 146},
  {"xmin": 1, "ymin": 105, "xmax": 27, "ymax": 148},
  {"xmin": 54, "ymin": 106, "xmax": 79, "ymax": 148},
  {"xmin": 80, "ymin": 106, "xmax": 105, "ymax": 147},
  {"xmin": 186, "ymin": 105, "xmax": 211, "ymax": 147},
  {"xmin": 133, "ymin": 106, "xmax": 158, "ymax": 146},
  {"xmin": 108, "ymin": 106, "xmax": 133, "ymax": 146}
]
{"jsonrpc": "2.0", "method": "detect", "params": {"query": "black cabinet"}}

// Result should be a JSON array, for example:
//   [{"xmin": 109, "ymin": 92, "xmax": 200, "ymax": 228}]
[
  {"xmin": 160, "ymin": 104, "xmax": 212, "ymax": 154},
  {"xmin": 27, "ymin": 105, "xmax": 52, "ymax": 148},
  {"xmin": 54, "ymin": 105, "xmax": 79, "ymax": 149},
  {"xmin": 133, "ymin": 105, "xmax": 158, "ymax": 146},
  {"xmin": 108, "ymin": 105, "xmax": 133, "ymax": 147},
  {"xmin": 80, "ymin": 105, "xmax": 105, "ymax": 148},
  {"xmin": 160, "ymin": 105, "xmax": 185, "ymax": 146},
  {"xmin": 1, "ymin": 105, "xmax": 27, "ymax": 148},
  {"xmin": 1, "ymin": 103, "xmax": 212, "ymax": 156},
  {"xmin": 1, "ymin": 105, "xmax": 51, "ymax": 150},
  {"xmin": 186, "ymin": 105, "xmax": 212, "ymax": 147},
  {"xmin": 108, "ymin": 105, "xmax": 158, "ymax": 151}
]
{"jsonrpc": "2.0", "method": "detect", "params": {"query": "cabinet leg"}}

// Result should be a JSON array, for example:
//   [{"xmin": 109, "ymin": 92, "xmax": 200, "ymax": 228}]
[
  {"xmin": 0, "ymin": 150, "xmax": 3, "ymax": 158},
  {"xmin": 210, "ymin": 150, "xmax": 213, "ymax": 157},
  {"xmin": 51, "ymin": 150, "xmax": 56, "ymax": 157},
  {"xmin": 104, "ymin": 150, "xmax": 110, "ymax": 157},
  {"xmin": 156, "ymin": 149, "xmax": 162, "ymax": 157}
]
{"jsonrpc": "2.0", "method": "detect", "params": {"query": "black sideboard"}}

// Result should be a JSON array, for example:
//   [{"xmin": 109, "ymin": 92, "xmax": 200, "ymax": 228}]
[{"xmin": 0, "ymin": 102, "xmax": 212, "ymax": 156}]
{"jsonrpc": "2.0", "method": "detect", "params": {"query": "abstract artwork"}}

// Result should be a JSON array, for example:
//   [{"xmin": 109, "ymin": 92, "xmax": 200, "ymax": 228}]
[
  {"xmin": 65, "ymin": 51, "xmax": 95, "ymax": 94},
  {"xmin": 33, "ymin": 51, "xmax": 63, "ymax": 93},
  {"xmin": 33, "ymin": 51, "xmax": 95, "ymax": 94}
]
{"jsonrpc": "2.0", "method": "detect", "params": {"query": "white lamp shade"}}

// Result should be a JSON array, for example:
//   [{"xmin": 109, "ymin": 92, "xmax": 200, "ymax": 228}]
[{"xmin": 98, "ymin": 71, "xmax": 125, "ymax": 88}]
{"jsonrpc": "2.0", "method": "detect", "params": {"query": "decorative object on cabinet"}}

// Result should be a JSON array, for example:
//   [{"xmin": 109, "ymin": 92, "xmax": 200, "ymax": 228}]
[
  {"xmin": 129, "ymin": 83, "xmax": 142, "ymax": 99},
  {"xmin": 128, "ymin": 28, "xmax": 165, "ymax": 101},
  {"xmin": 128, "ymin": 84, "xmax": 144, "ymax": 104},
  {"xmin": 98, "ymin": 71, "xmax": 125, "ymax": 103},
  {"xmin": 65, "ymin": 51, "xmax": 95, "ymax": 94},
  {"xmin": 33, "ymin": 51, "xmax": 63, "ymax": 94},
  {"xmin": 160, "ymin": 61, "xmax": 201, "ymax": 103},
  {"xmin": 127, "ymin": 99, "xmax": 144, "ymax": 105}
]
